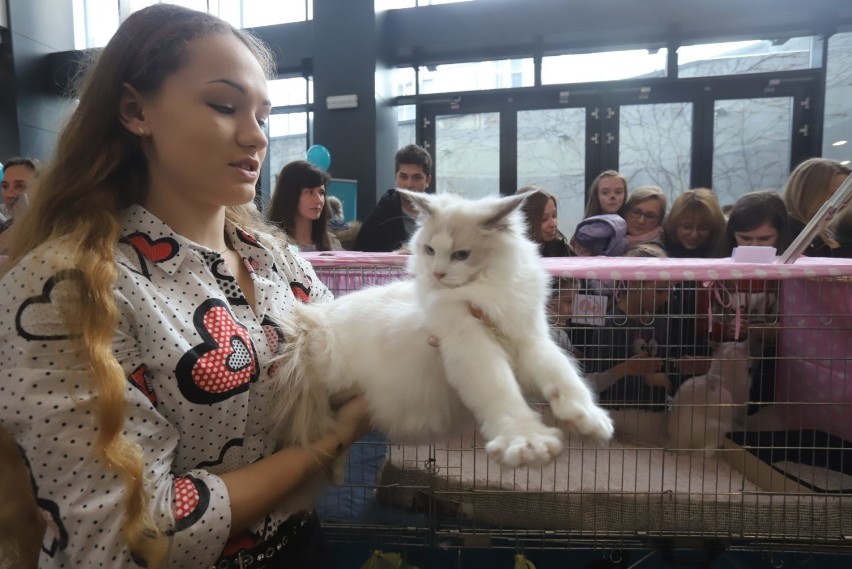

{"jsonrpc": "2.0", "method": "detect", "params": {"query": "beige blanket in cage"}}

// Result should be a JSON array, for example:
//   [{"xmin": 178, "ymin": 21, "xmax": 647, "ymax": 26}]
[{"xmin": 377, "ymin": 408, "xmax": 851, "ymax": 539}]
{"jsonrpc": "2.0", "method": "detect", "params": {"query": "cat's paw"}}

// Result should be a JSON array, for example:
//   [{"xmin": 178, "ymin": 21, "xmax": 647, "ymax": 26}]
[
  {"xmin": 484, "ymin": 425, "xmax": 563, "ymax": 467},
  {"xmin": 551, "ymin": 399, "xmax": 615, "ymax": 442}
]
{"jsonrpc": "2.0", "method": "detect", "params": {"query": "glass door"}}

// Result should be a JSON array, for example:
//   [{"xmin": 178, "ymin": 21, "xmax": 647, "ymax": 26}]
[
  {"xmin": 516, "ymin": 107, "xmax": 587, "ymax": 236},
  {"xmin": 433, "ymin": 112, "xmax": 500, "ymax": 199},
  {"xmin": 415, "ymin": 72, "xmax": 820, "ymax": 233}
]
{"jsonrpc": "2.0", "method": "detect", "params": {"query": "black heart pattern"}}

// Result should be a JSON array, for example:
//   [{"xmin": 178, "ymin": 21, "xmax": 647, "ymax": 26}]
[
  {"xmin": 17, "ymin": 446, "xmax": 69, "ymax": 557},
  {"xmin": 117, "ymin": 237, "xmax": 152, "ymax": 280},
  {"xmin": 176, "ymin": 299, "xmax": 258, "ymax": 404},
  {"xmin": 15, "ymin": 269, "xmax": 83, "ymax": 341}
]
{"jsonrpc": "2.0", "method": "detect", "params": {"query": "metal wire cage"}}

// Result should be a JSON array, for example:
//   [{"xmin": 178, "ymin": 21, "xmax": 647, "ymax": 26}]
[{"xmin": 303, "ymin": 253, "xmax": 852, "ymax": 557}]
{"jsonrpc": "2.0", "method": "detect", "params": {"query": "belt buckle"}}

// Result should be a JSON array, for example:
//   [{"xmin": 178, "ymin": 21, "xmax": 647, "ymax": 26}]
[{"xmin": 236, "ymin": 550, "xmax": 253, "ymax": 568}]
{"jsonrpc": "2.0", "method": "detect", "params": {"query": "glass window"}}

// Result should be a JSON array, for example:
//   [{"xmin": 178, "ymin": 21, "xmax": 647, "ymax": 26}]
[
  {"xmin": 216, "ymin": 0, "xmax": 243, "ymax": 28},
  {"xmin": 517, "ymin": 108, "xmax": 586, "ymax": 238},
  {"xmin": 397, "ymin": 105, "xmax": 417, "ymax": 147},
  {"xmin": 73, "ymin": 0, "xmax": 119, "ymax": 49},
  {"xmin": 712, "ymin": 97, "xmax": 792, "ymax": 206},
  {"xmin": 678, "ymin": 37, "xmax": 813, "ymax": 78},
  {"xmin": 619, "ymin": 102, "xmax": 692, "ymax": 200},
  {"xmin": 378, "ymin": 0, "xmax": 472, "ymax": 7},
  {"xmin": 73, "ymin": 0, "xmax": 312, "ymax": 49},
  {"xmin": 162, "ymin": 0, "xmax": 207, "ymax": 12},
  {"xmin": 435, "ymin": 112, "xmax": 499, "ymax": 199},
  {"xmin": 394, "ymin": 68, "xmax": 417, "ymax": 97},
  {"xmin": 411, "ymin": 60, "xmax": 534, "ymax": 95},
  {"xmin": 268, "ymin": 78, "xmax": 309, "ymax": 107},
  {"xmin": 240, "ymin": 0, "xmax": 307, "ymax": 28},
  {"xmin": 268, "ymin": 112, "xmax": 309, "ymax": 195},
  {"xmin": 542, "ymin": 49, "xmax": 668, "ymax": 85},
  {"xmin": 823, "ymin": 32, "xmax": 852, "ymax": 167}
]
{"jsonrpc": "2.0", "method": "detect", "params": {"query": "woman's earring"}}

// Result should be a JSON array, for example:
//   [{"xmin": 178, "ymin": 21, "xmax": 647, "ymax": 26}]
[{"xmin": 138, "ymin": 127, "xmax": 146, "ymax": 137}]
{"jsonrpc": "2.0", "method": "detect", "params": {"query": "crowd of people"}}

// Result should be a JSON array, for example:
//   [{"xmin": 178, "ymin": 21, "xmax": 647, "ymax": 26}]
[
  {"xmin": 1, "ymin": 4, "xmax": 850, "ymax": 567},
  {"xmin": 513, "ymin": 159, "xmax": 851, "ymax": 262},
  {"xmin": 279, "ymin": 146, "xmax": 850, "ymax": 262}
]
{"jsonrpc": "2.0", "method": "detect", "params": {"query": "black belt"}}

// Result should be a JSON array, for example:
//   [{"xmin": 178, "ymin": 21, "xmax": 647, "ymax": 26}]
[{"xmin": 213, "ymin": 511, "xmax": 314, "ymax": 569}]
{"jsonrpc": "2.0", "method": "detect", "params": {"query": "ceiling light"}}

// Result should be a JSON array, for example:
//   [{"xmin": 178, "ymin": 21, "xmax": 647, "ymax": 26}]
[
  {"xmin": 833, "ymin": 140, "xmax": 848, "ymax": 146},
  {"xmin": 841, "ymin": 160, "xmax": 850, "ymax": 166}
]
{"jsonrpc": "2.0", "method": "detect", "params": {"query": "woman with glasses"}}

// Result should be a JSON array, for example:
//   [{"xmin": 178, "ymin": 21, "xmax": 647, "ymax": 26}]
[
  {"xmin": 621, "ymin": 185, "xmax": 667, "ymax": 255},
  {"xmin": 663, "ymin": 188, "xmax": 726, "ymax": 258}
]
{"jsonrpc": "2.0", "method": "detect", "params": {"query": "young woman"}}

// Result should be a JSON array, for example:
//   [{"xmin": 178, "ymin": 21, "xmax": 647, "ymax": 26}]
[
  {"xmin": 723, "ymin": 190, "xmax": 792, "ymax": 255},
  {"xmin": 516, "ymin": 185, "xmax": 572, "ymax": 257},
  {"xmin": 621, "ymin": 185, "xmax": 667, "ymax": 254},
  {"xmin": 782, "ymin": 157, "xmax": 852, "ymax": 257},
  {"xmin": 663, "ymin": 188, "xmax": 726, "ymax": 258},
  {"xmin": 268, "ymin": 160, "xmax": 342, "ymax": 252},
  {"xmin": 0, "ymin": 6, "xmax": 371, "ymax": 568},
  {"xmin": 583, "ymin": 170, "xmax": 629, "ymax": 218}
]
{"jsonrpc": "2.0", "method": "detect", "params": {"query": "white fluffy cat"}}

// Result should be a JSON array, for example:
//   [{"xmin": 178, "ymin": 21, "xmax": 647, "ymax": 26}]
[
  {"xmin": 270, "ymin": 190, "xmax": 614, "ymax": 471},
  {"xmin": 667, "ymin": 341, "xmax": 751, "ymax": 455}
]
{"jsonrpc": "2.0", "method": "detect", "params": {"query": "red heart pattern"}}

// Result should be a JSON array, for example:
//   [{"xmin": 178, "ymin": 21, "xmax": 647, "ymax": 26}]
[
  {"xmin": 176, "ymin": 299, "xmax": 258, "ymax": 404},
  {"xmin": 126, "ymin": 232, "xmax": 179, "ymax": 263},
  {"xmin": 128, "ymin": 365, "xmax": 157, "ymax": 405},
  {"xmin": 172, "ymin": 475, "xmax": 210, "ymax": 531},
  {"xmin": 290, "ymin": 282, "xmax": 311, "ymax": 304}
]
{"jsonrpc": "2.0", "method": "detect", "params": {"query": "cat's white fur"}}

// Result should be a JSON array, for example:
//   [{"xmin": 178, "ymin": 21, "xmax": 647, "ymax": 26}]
[
  {"xmin": 270, "ymin": 190, "xmax": 614, "ymax": 473},
  {"xmin": 667, "ymin": 341, "xmax": 751, "ymax": 455}
]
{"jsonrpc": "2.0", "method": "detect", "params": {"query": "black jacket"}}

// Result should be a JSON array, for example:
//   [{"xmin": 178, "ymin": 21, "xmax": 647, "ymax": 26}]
[{"xmin": 355, "ymin": 189, "xmax": 411, "ymax": 252}]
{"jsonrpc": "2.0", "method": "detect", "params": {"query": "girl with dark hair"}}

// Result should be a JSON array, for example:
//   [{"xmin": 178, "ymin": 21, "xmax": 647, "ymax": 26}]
[
  {"xmin": 515, "ymin": 185, "xmax": 572, "ymax": 257},
  {"xmin": 0, "ymin": 5, "xmax": 370, "ymax": 568},
  {"xmin": 268, "ymin": 160, "xmax": 342, "ymax": 251},
  {"xmin": 723, "ymin": 190, "xmax": 791, "ymax": 255}
]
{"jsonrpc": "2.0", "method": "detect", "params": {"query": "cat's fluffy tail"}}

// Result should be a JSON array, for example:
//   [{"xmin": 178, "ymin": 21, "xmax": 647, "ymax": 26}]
[{"xmin": 268, "ymin": 303, "xmax": 339, "ymax": 450}]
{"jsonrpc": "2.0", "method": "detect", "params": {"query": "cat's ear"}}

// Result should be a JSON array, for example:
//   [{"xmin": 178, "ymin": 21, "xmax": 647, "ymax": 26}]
[
  {"xmin": 397, "ymin": 189, "xmax": 433, "ymax": 218},
  {"xmin": 482, "ymin": 193, "xmax": 528, "ymax": 230}
]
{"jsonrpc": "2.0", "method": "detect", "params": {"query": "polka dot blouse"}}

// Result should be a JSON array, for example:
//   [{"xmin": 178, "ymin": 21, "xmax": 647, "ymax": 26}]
[{"xmin": 0, "ymin": 204, "xmax": 332, "ymax": 568}]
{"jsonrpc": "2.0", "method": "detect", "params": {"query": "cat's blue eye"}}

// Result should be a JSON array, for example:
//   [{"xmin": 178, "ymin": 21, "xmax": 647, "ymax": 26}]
[
  {"xmin": 424, "ymin": 245, "xmax": 435, "ymax": 255},
  {"xmin": 451, "ymin": 250, "xmax": 470, "ymax": 261}
]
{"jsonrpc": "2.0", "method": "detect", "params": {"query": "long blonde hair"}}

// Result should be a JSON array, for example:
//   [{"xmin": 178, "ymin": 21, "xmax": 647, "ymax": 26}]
[
  {"xmin": 782, "ymin": 157, "xmax": 851, "ymax": 223},
  {"xmin": 2, "ymin": 5, "xmax": 275, "ymax": 567}
]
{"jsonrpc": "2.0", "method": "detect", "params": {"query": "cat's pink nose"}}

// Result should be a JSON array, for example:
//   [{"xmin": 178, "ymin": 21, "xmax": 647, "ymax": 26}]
[{"xmin": 433, "ymin": 271, "xmax": 446, "ymax": 280}]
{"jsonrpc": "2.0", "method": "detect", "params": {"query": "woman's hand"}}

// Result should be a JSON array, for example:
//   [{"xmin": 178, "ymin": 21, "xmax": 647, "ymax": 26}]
[
  {"xmin": 642, "ymin": 372, "xmax": 671, "ymax": 393},
  {"xmin": 621, "ymin": 351, "xmax": 663, "ymax": 376},
  {"xmin": 672, "ymin": 355, "xmax": 712, "ymax": 376},
  {"xmin": 428, "ymin": 303, "xmax": 491, "ymax": 347},
  {"xmin": 331, "ymin": 394, "xmax": 373, "ymax": 448}
]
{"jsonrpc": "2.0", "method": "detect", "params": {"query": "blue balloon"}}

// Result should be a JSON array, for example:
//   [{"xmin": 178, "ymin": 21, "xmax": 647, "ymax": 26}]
[{"xmin": 306, "ymin": 144, "xmax": 331, "ymax": 171}]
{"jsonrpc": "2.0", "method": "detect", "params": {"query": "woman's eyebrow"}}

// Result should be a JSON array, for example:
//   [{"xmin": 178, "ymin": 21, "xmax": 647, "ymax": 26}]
[{"xmin": 207, "ymin": 78, "xmax": 272, "ymax": 107}]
